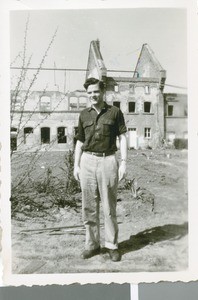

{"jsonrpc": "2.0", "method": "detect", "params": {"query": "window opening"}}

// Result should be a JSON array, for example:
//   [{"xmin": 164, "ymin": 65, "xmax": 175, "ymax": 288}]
[
  {"xmin": 113, "ymin": 101, "xmax": 120, "ymax": 108},
  {"xmin": 128, "ymin": 102, "xmax": 135, "ymax": 113},
  {"xmin": 40, "ymin": 96, "xmax": 51, "ymax": 111},
  {"xmin": 128, "ymin": 128, "xmax": 136, "ymax": 131},
  {"xmin": 69, "ymin": 97, "xmax": 78, "ymax": 110},
  {"xmin": 144, "ymin": 102, "xmax": 151, "ymax": 113},
  {"xmin": 168, "ymin": 105, "xmax": 173, "ymax": 116},
  {"xmin": 24, "ymin": 127, "xmax": 33, "ymax": 144},
  {"xmin": 129, "ymin": 84, "xmax": 135, "ymax": 93},
  {"xmin": 11, "ymin": 96, "xmax": 21, "ymax": 110},
  {"xmin": 11, "ymin": 127, "xmax": 17, "ymax": 132},
  {"xmin": 145, "ymin": 85, "xmax": 150, "ymax": 94},
  {"xmin": 144, "ymin": 128, "xmax": 151, "ymax": 138},
  {"xmin": 41, "ymin": 127, "xmax": 50, "ymax": 144},
  {"xmin": 57, "ymin": 127, "xmax": 67, "ymax": 144},
  {"xmin": 10, "ymin": 127, "xmax": 17, "ymax": 151},
  {"xmin": 114, "ymin": 85, "xmax": 119, "ymax": 92},
  {"xmin": 79, "ymin": 97, "xmax": 87, "ymax": 109},
  {"xmin": 11, "ymin": 138, "xmax": 17, "ymax": 151}
]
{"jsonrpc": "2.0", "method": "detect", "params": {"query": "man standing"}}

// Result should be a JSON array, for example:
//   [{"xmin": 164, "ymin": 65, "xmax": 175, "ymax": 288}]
[{"xmin": 74, "ymin": 77, "xmax": 127, "ymax": 262}]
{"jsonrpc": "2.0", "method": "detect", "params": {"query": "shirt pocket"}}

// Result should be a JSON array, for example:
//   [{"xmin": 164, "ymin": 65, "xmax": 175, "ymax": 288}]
[
  {"xmin": 83, "ymin": 120, "xmax": 94, "ymax": 135},
  {"xmin": 102, "ymin": 119, "xmax": 115, "ymax": 136}
]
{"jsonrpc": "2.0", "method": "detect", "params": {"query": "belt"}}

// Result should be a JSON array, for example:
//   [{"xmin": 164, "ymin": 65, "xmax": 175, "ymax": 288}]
[{"xmin": 84, "ymin": 151, "xmax": 115, "ymax": 157}]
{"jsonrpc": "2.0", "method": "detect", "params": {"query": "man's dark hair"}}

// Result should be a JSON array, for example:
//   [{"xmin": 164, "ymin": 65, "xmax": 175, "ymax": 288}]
[{"xmin": 84, "ymin": 77, "xmax": 105, "ymax": 91}]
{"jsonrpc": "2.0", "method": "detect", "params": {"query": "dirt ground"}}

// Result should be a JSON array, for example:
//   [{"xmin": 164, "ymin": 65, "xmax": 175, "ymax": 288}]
[{"xmin": 11, "ymin": 148, "xmax": 188, "ymax": 274}]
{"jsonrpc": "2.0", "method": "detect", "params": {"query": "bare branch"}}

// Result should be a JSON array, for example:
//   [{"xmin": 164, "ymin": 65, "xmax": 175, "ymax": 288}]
[{"xmin": 10, "ymin": 52, "xmax": 23, "ymax": 67}]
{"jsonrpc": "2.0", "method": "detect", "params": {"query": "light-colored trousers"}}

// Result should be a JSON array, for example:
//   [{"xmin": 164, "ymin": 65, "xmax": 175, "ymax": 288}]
[{"xmin": 80, "ymin": 152, "xmax": 119, "ymax": 250}]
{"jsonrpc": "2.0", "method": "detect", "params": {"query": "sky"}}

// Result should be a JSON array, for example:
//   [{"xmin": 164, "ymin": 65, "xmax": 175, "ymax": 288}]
[{"xmin": 10, "ymin": 8, "xmax": 187, "ymax": 93}]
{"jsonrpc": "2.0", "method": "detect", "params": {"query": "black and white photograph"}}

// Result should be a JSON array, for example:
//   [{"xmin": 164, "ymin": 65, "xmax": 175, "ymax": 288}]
[{"xmin": 1, "ymin": 0, "xmax": 198, "ymax": 286}]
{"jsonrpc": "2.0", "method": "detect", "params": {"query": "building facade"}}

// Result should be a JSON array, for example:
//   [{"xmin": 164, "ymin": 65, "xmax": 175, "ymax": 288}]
[
  {"xmin": 10, "ymin": 40, "xmax": 187, "ymax": 152},
  {"xmin": 10, "ymin": 90, "xmax": 86, "ymax": 151},
  {"xmin": 164, "ymin": 93, "xmax": 188, "ymax": 142}
]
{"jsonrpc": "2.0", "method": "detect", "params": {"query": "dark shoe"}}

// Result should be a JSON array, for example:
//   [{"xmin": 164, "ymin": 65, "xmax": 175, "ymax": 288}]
[
  {"xmin": 81, "ymin": 247, "xmax": 100, "ymax": 259},
  {"xmin": 109, "ymin": 249, "xmax": 121, "ymax": 262}
]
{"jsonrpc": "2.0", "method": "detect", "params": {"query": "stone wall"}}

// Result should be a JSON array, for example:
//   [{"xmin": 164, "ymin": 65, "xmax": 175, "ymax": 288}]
[{"xmin": 106, "ymin": 77, "xmax": 164, "ymax": 149}]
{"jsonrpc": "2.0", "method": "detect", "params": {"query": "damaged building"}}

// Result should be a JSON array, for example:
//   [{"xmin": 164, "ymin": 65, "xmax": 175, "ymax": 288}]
[{"xmin": 10, "ymin": 40, "xmax": 187, "ymax": 151}]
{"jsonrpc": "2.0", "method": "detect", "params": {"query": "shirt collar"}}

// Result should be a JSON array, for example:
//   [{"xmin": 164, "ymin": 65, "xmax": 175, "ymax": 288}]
[{"xmin": 88, "ymin": 101, "xmax": 108, "ymax": 112}]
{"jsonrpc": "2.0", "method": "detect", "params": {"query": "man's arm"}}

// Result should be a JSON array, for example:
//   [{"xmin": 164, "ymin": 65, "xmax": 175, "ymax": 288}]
[
  {"xmin": 73, "ymin": 140, "xmax": 83, "ymax": 181},
  {"xmin": 118, "ymin": 133, "xmax": 128, "ymax": 181}
]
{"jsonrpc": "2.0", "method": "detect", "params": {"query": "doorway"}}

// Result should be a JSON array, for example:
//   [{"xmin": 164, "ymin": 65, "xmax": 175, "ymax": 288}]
[{"xmin": 128, "ymin": 128, "xmax": 137, "ymax": 149}]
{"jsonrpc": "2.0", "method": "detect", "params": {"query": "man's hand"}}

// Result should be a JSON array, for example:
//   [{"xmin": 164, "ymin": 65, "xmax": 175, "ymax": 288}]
[
  {"xmin": 118, "ymin": 161, "xmax": 127, "ymax": 181},
  {"xmin": 73, "ymin": 165, "xmax": 81, "ymax": 182}
]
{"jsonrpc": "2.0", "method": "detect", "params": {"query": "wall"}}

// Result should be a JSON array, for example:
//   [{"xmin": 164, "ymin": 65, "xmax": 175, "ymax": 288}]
[
  {"xmin": 10, "ymin": 90, "xmax": 86, "ymax": 152},
  {"xmin": 11, "ymin": 89, "xmax": 188, "ymax": 152},
  {"xmin": 106, "ymin": 77, "xmax": 164, "ymax": 149},
  {"xmin": 164, "ymin": 93, "xmax": 188, "ymax": 141}
]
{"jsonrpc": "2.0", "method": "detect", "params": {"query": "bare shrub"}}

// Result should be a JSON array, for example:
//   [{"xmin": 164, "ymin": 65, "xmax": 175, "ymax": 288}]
[
  {"xmin": 11, "ymin": 151, "xmax": 81, "ymax": 217},
  {"xmin": 49, "ymin": 150, "xmax": 81, "ymax": 208},
  {"xmin": 62, "ymin": 150, "xmax": 80, "ymax": 195},
  {"xmin": 33, "ymin": 167, "xmax": 53, "ymax": 194}
]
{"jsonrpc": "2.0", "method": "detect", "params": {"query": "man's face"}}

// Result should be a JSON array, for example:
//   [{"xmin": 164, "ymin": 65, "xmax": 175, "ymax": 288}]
[{"xmin": 87, "ymin": 83, "xmax": 104, "ymax": 106}]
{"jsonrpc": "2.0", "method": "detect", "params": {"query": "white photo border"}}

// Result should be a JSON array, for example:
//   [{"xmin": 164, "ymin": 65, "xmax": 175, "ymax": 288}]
[{"xmin": 0, "ymin": 0, "xmax": 198, "ymax": 286}]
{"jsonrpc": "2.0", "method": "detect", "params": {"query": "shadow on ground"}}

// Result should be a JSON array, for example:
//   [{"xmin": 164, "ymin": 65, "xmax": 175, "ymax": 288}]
[{"xmin": 118, "ymin": 222, "xmax": 188, "ymax": 255}]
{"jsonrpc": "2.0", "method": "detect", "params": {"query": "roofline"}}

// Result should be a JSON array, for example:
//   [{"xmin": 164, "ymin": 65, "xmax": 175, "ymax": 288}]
[
  {"xmin": 85, "ymin": 40, "xmax": 107, "ymax": 80},
  {"xmin": 134, "ymin": 43, "xmax": 145, "ymax": 77},
  {"xmin": 134, "ymin": 43, "xmax": 166, "ymax": 77}
]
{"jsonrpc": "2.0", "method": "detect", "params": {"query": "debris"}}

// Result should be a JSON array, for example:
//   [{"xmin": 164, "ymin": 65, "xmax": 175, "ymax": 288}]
[{"xmin": 20, "ymin": 221, "xmax": 123, "ymax": 235}]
